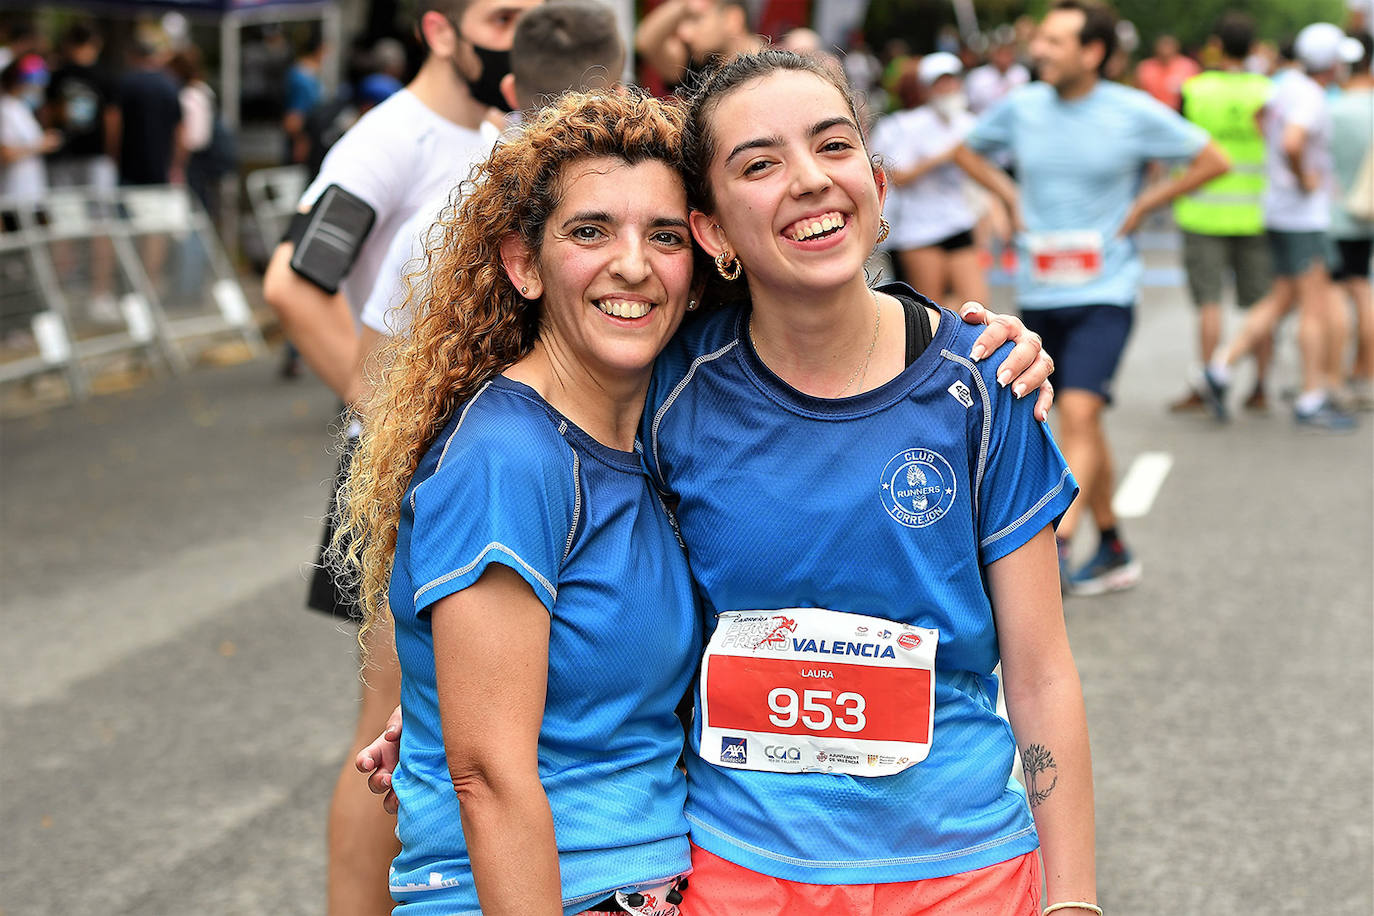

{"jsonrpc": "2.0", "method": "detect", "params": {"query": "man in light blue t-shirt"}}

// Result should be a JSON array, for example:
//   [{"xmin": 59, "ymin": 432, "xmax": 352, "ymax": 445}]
[{"xmin": 954, "ymin": 0, "xmax": 1228, "ymax": 596}]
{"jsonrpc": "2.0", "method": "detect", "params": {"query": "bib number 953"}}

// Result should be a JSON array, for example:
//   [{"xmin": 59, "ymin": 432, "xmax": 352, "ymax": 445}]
[
  {"xmin": 767, "ymin": 688, "xmax": 866, "ymax": 732},
  {"xmin": 706, "ymin": 655, "xmax": 930, "ymax": 743}
]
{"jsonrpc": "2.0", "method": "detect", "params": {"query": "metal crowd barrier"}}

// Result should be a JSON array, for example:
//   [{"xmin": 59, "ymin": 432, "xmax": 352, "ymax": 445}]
[
  {"xmin": 0, "ymin": 185, "xmax": 265, "ymax": 403},
  {"xmin": 244, "ymin": 165, "xmax": 308, "ymax": 263}
]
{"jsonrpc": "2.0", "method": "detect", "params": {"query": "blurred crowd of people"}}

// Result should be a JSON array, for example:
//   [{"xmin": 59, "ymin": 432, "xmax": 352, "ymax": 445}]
[
  {"xmin": 0, "ymin": 17, "xmax": 412, "ymax": 213},
  {"xmin": 844, "ymin": 10, "xmax": 1373, "ymax": 430}
]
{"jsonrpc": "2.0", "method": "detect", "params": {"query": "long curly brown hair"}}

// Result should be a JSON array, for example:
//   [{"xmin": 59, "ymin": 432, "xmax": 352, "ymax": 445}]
[{"xmin": 332, "ymin": 90, "xmax": 689, "ymax": 655}]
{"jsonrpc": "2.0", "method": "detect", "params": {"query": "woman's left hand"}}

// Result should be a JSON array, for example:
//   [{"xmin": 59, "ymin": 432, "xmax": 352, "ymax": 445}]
[{"xmin": 958, "ymin": 301, "xmax": 1055, "ymax": 421}]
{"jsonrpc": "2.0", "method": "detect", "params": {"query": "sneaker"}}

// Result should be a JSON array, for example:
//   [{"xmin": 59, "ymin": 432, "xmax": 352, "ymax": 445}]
[
  {"xmin": 1168, "ymin": 390, "xmax": 1206, "ymax": 413},
  {"xmin": 1294, "ymin": 400, "xmax": 1357, "ymax": 432},
  {"xmin": 1191, "ymin": 366, "xmax": 1230, "ymax": 421},
  {"xmin": 1068, "ymin": 541, "xmax": 1142, "ymax": 596}
]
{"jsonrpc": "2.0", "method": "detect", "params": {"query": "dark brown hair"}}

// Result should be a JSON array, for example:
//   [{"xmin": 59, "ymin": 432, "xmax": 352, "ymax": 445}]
[
  {"xmin": 1051, "ymin": 0, "xmax": 1118, "ymax": 76},
  {"xmin": 511, "ymin": 0, "xmax": 625, "ymax": 105}
]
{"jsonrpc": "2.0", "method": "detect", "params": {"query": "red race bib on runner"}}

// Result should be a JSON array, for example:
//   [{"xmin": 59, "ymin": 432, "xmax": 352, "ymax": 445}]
[
  {"xmin": 1027, "ymin": 230, "xmax": 1104, "ymax": 286},
  {"xmin": 699, "ymin": 608, "xmax": 938, "ymax": 776}
]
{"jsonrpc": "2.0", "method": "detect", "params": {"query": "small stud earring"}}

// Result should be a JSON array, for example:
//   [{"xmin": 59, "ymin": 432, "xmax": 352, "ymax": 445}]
[
  {"xmin": 687, "ymin": 298, "xmax": 698, "ymax": 311},
  {"xmin": 520, "ymin": 286, "xmax": 528, "ymax": 295}
]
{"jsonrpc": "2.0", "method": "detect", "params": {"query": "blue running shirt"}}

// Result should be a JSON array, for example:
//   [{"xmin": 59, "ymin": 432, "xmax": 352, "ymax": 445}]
[
  {"xmin": 966, "ymin": 81, "xmax": 1207, "ymax": 309},
  {"xmin": 388, "ymin": 376, "xmax": 700, "ymax": 915},
  {"xmin": 645, "ymin": 288, "xmax": 1077, "ymax": 884}
]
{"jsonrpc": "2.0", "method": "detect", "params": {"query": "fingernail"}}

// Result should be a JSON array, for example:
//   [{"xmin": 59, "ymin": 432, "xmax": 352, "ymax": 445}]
[
  {"xmin": 1013, "ymin": 383, "xmax": 1026, "ymax": 397},
  {"xmin": 997, "ymin": 370, "xmax": 1010, "ymax": 387},
  {"xmin": 361, "ymin": 755, "xmax": 373, "ymax": 769},
  {"xmin": 381, "ymin": 774, "xmax": 391, "ymax": 787},
  {"xmin": 970, "ymin": 345, "xmax": 986, "ymax": 361}
]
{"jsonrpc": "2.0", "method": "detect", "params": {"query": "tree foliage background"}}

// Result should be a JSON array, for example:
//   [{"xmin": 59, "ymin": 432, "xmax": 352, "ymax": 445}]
[{"xmin": 864, "ymin": 0, "xmax": 1351, "ymax": 54}]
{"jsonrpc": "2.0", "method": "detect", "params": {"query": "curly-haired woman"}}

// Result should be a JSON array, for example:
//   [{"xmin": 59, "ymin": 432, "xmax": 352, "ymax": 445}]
[{"xmin": 335, "ymin": 91, "xmax": 701, "ymax": 916}]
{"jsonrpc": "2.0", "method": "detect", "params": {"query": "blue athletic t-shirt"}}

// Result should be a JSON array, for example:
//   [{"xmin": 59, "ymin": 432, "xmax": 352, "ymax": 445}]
[
  {"xmin": 644, "ymin": 288, "xmax": 1077, "ymax": 884},
  {"xmin": 966, "ymin": 81, "xmax": 1207, "ymax": 309},
  {"xmin": 388, "ymin": 375, "xmax": 700, "ymax": 915}
]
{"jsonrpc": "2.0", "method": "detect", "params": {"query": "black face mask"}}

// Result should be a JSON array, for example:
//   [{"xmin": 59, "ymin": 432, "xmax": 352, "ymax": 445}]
[{"xmin": 457, "ymin": 41, "xmax": 514, "ymax": 112}]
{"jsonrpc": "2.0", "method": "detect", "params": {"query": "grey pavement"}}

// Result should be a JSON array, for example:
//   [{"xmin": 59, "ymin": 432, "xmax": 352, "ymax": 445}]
[{"xmin": 2, "ymin": 266, "xmax": 1371, "ymax": 914}]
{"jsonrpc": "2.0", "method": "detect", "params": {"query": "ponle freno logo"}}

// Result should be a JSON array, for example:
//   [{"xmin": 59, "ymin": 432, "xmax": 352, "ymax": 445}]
[{"xmin": 897, "ymin": 632, "xmax": 921, "ymax": 650}]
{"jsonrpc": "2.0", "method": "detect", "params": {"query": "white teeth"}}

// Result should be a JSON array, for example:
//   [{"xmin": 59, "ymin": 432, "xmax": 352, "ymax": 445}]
[
  {"xmin": 597, "ymin": 299, "xmax": 651, "ymax": 319},
  {"xmin": 789, "ymin": 213, "xmax": 845, "ymax": 241}
]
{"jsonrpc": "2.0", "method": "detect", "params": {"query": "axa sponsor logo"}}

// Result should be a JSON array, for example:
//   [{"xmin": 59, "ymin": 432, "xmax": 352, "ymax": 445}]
[{"xmin": 720, "ymin": 736, "xmax": 747, "ymax": 764}]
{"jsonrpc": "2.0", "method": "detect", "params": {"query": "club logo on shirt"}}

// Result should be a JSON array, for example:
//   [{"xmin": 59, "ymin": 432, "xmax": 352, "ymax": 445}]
[
  {"xmin": 880, "ymin": 448, "xmax": 957, "ymax": 528},
  {"xmin": 720, "ymin": 736, "xmax": 747, "ymax": 764}
]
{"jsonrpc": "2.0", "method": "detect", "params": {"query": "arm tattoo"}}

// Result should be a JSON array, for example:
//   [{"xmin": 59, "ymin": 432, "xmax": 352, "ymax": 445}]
[{"xmin": 1021, "ymin": 743, "xmax": 1059, "ymax": 808}]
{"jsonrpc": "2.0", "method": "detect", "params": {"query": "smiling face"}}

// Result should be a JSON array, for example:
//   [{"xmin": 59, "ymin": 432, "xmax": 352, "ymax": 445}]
[
  {"xmin": 504, "ymin": 156, "xmax": 694, "ymax": 383},
  {"xmin": 690, "ymin": 69, "xmax": 884, "ymax": 302}
]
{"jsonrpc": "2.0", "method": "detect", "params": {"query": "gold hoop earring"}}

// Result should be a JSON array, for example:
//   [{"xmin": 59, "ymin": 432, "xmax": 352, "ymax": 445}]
[
  {"xmin": 716, "ymin": 252, "xmax": 742, "ymax": 281},
  {"xmin": 876, "ymin": 217, "xmax": 890, "ymax": 245}
]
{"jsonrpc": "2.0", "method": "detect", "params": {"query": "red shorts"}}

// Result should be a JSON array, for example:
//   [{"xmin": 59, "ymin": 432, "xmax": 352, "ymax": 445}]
[{"xmin": 679, "ymin": 843, "xmax": 1042, "ymax": 916}]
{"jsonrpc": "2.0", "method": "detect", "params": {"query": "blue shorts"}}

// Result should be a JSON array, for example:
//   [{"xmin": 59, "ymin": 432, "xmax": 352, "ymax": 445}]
[
  {"xmin": 1266, "ymin": 230, "xmax": 1333, "ymax": 278},
  {"xmin": 1021, "ymin": 303, "xmax": 1134, "ymax": 404}
]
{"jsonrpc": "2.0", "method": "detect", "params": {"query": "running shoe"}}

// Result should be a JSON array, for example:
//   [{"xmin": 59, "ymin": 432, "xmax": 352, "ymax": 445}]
[
  {"xmin": 1294, "ymin": 401, "xmax": 1357, "ymax": 432},
  {"xmin": 1191, "ymin": 366, "xmax": 1230, "ymax": 422},
  {"xmin": 1068, "ymin": 541, "xmax": 1142, "ymax": 596}
]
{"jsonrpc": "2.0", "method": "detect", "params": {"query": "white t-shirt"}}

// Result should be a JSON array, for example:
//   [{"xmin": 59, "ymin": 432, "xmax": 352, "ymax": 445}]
[
  {"xmin": 965, "ymin": 62, "xmax": 1030, "ymax": 115},
  {"xmin": 1263, "ymin": 70, "xmax": 1333, "ymax": 232},
  {"xmin": 870, "ymin": 104, "xmax": 978, "ymax": 250},
  {"xmin": 0, "ymin": 95, "xmax": 47, "ymax": 201},
  {"xmin": 297, "ymin": 88, "xmax": 500, "ymax": 319},
  {"xmin": 359, "ymin": 186, "xmax": 455, "ymax": 335},
  {"xmin": 179, "ymin": 82, "xmax": 215, "ymax": 152}
]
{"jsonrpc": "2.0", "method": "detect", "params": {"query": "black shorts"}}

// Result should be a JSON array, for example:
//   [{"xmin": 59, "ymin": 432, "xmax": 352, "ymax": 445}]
[
  {"xmin": 307, "ymin": 437, "xmax": 362, "ymax": 621},
  {"xmin": 933, "ymin": 228, "xmax": 976, "ymax": 252},
  {"xmin": 1021, "ymin": 303, "xmax": 1134, "ymax": 404},
  {"xmin": 1332, "ymin": 238, "xmax": 1373, "ymax": 281}
]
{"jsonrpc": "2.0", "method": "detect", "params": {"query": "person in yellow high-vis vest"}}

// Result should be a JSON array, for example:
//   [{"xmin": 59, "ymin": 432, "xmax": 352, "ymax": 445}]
[{"xmin": 1171, "ymin": 13, "xmax": 1273, "ymax": 412}]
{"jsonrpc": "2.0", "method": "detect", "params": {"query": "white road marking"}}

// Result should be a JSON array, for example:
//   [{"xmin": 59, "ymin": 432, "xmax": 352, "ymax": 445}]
[{"xmin": 1113, "ymin": 451, "xmax": 1174, "ymax": 519}]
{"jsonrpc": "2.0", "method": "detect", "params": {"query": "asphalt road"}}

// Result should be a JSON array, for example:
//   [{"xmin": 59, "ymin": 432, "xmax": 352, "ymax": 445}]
[{"xmin": 2, "ymin": 270, "xmax": 1371, "ymax": 914}]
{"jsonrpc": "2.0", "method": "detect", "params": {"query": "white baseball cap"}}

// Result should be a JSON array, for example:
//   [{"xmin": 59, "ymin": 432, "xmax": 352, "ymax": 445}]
[
  {"xmin": 918, "ymin": 52, "xmax": 963, "ymax": 86},
  {"xmin": 1294, "ymin": 22, "xmax": 1363, "ymax": 72}
]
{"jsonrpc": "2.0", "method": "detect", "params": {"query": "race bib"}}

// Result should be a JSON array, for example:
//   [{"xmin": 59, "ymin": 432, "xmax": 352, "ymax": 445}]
[
  {"xmin": 699, "ymin": 608, "xmax": 938, "ymax": 777},
  {"xmin": 1026, "ymin": 230, "xmax": 1103, "ymax": 285}
]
